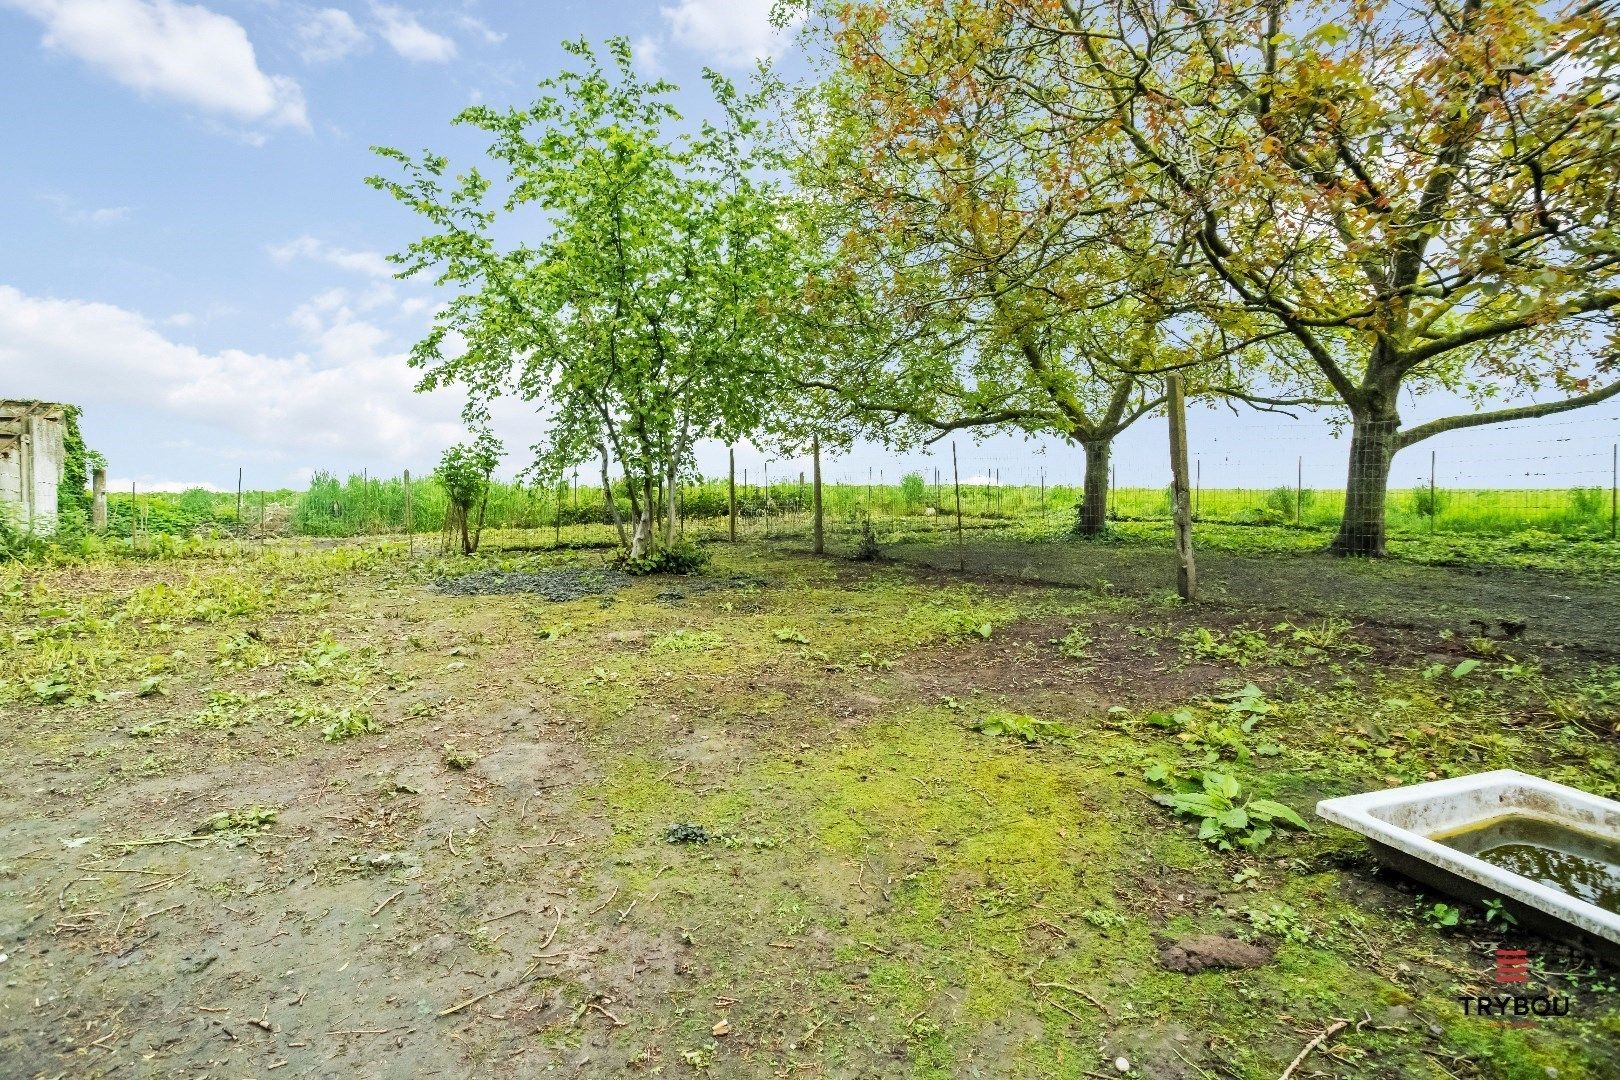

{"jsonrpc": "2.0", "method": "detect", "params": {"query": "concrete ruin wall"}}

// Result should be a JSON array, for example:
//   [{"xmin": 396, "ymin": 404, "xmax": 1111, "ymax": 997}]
[{"xmin": 0, "ymin": 402, "xmax": 67, "ymax": 535}]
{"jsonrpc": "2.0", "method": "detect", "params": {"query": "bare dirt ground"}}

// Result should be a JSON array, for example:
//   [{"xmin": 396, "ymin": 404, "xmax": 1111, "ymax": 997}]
[{"xmin": 2, "ymin": 534, "xmax": 1618, "ymax": 1078}]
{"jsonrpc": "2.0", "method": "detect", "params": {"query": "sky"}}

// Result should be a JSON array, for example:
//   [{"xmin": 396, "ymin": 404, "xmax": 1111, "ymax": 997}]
[{"xmin": 1, "ymin": 0, "xmax": 1615, "ymax": 496}]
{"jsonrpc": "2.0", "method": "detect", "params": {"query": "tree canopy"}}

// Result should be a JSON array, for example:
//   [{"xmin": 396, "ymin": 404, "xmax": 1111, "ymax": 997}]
[{"xmin": 370, "ymin": 38, "xmax": 812, "ymax": 558}]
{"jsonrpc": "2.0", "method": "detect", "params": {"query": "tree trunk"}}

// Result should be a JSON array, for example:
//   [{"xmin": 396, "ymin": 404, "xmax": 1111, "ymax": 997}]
[
  {"xmin": 1329, "ymin": 412, "xmax": 1400, "ymax": 557},
  {"xmin": 624, "ymin": 472, "xmax": 647, "ymax": 558},
  {"xmin": 630, "ymin": 506, "xmax": 653, "ymax": 559},
  {"xmin": 468, "ymin": 485, "xmax": 489, "ymax": 554},
  {"xmin": 630, "ymin": 476, "xmax": 656, "ymax": 559},
  {"xmin": 664, "ymin": 460, "xmax": 679, "ymax": 548},
  {"xmin": 599, "ymin": 446, "xmax": 627, "ymax": 550},
  {"xmin": 1075, "ymin": 439, "xmax": 1111, "ymax": 536},
  {"xmin": 811, "ymin": 435, "xmax": 824, "ymax": 555}
]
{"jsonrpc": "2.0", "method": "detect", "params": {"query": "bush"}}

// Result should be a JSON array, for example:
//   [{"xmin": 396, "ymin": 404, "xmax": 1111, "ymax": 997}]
[
  {"xmin": 0, "ymin": 505, "xmax": 47, "ymax": 561},
  {"xmin": 854, "ymin": 518, "xmax": 881, "ymax": 560},
  {"xmin": 1569, "ymin": 486, "xmax": 1606, "ymax": 519},
  {"xmin": 1408, "ymin": 484, "xmax": 1451, "ymax": 519},
  {"xmin": 1233, "ymin": 506, "xmax": 1287, "ymax": 526},
  {"xmin": 437, "ymin": 436, "xmax": 502, "ymax": 554},
  {"xmin": 619, "ymin": 540, "xmax": 709, "ymax": 575},
  {"xmin": 1263, "ymin": 486, "xmax": 1313, "ymax": 519},
  {"xmin": 900, "ymin": 471, "xmax": 927, "ymax": 510}
]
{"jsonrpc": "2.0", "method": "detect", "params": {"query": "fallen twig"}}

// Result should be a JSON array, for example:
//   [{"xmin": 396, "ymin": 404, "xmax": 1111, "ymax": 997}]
[
  {"xmin": 481, "ymin": 908, "xmax": 526, "ymax": 925},
  {"xmin": 537, "ymin": 906, "xmax": 562, "ymax": 952},
  {"xmin": 135, "ymin": 903, "xmax": 182, "ymax": 924},
  {"xmin": 439, "ymin": 985, "xmax": 503, "ymax": 1018},
  {"xmin": 586, "ymin": 1002, "xmax": 626, "ymax": 1028},
  {"xmin": 370, "ymin": 890, "xmax": 404, "ymax": 917},
  {"xmin": 1279, "ymin": 1019, "xmax": 1350, "ymax": 1080},
  {"xmin": 1032, "ymin": 979, "xmax": 1113, "ymax": 1020}
]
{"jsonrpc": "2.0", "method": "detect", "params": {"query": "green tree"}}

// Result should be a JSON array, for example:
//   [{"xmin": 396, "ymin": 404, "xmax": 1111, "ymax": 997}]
[
  {"xmin": 370, "ymin": 39, "xmax": 807, "ymax": 560},
  {"xmin": 899, "ymin": 471, "xmax": 927, "ymax": 510},
  {"xmin": 792, "ymin": 1, "xmax": 1312, "ymax": 534},
  {"xmin": 1033, "ymin": 0, "xmax": 1620, "ymax": 554},
  {"xmin": 435, "ymin": 435, "xmax": 501, "ymax": 555}
]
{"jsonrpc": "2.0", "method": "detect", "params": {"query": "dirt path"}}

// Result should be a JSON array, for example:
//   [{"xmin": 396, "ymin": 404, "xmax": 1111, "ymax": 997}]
[{"xmin": 889, "ymin": 536, "xmax": 1620, "ymax": 654}]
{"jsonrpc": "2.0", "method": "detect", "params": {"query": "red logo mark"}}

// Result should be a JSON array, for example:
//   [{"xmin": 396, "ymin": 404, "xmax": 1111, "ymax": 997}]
[{"xmin": 1494, "ymin": 948, "xmax": 1530, "ymax": 985}]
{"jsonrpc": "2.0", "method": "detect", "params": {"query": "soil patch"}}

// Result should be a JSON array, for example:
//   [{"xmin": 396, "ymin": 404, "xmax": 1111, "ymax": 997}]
[
  {"xmin": 1155, "ymin": 934, "xmax": 1274, "ymax": 973},
  {"xmin": 435, "ymin": 567, "xmax": 632, "ymax": 600}
]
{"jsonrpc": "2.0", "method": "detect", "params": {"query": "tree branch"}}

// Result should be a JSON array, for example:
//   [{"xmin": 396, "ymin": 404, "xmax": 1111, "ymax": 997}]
[{"xmin": 1395, "ymin": 380, "xmax": 1620, "ymax": 449}]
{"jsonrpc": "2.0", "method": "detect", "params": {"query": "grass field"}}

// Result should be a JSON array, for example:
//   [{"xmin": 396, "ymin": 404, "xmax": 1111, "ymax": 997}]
[
  {"xmin": 3, "ymin": 526, "xmax": 1618, "ymax": 1077},
  {"xmin": 95, "ymin": 472, "xmax": 1620, "ymax": 546}
]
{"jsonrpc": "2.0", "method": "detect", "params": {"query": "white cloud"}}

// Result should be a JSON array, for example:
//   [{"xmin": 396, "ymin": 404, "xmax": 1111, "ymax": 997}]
[
  {"xmin": 108, "ymin": 476, "xmax": 222, "ymax": 492},
  {"xmin": 76, "ymin": 205, "xmax": 130, "ymax": 225},
  {"xmin": 295, "ymin": 7, "xmax": 367, "ymax": 63},
  {"xmin": 288, "ymin": 286, "xmax": 394, "ymax": 361},
  {"xmin": 454, "ymin": 13, "xmax": 502, "ymax": 45},
  {"xmin": 41, "ymin": 192, "xmax": 131, "ymax": 225},
  {"xmin": 631, "ymin": 34, "xmax": 663, "ymax": 75},
  {"xmin": 268, "ymin": 235, "xmax": 395, "ymax": 279},
  {"xmin": 3, "ymin": 0, "xmax": 308, "ymax": 129},
  {"xmin": 0, "ymin": 284, "xmax": 464, "ymax": 464},
  {"xmin": 659, "ymin": 0, "xmax": 798, "ymax": 66},
  {"xmin": 369, "ymin": 2, "xmax": 455, "ymax": 63}
]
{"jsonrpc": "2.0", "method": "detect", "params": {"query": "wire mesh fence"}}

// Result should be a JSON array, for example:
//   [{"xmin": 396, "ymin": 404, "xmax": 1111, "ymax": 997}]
[{"xmin": 95, "ymin": 418, "xmax": 1620, "ymax": 551}]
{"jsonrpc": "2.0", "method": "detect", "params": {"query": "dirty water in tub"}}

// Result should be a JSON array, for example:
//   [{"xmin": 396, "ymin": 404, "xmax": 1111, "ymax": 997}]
[{"xmin": 1429, "ymin": 814, "xmax": 1620, "ymax": 913}]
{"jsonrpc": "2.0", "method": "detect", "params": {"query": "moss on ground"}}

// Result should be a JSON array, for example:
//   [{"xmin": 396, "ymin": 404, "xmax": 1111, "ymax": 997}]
[{"xmin": 0, "ymin": 535, "xmax": 1617, "ymax": 1076}]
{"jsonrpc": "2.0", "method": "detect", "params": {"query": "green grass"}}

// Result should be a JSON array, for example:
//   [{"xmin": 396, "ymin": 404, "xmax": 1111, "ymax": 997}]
[
  {"xmin": 3, "ymin": 536, "xmax": 1619, "ymax": 1075},
  {"xmin": 79, "ymin": 474, "xmax": 1620, "ymax": 546}
]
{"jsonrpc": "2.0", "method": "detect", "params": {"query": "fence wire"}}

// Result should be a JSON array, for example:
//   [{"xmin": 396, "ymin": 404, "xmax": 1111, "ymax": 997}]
[{"xmin": 94, "ymin": 419, "xmax": 1620, "ymax": 550}]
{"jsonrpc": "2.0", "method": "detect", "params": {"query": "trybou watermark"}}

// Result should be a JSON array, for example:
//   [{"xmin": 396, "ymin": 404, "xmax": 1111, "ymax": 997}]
[{"xmin": 1457, "ymin": 948, "xmax": 1572, "ymax": 1026}]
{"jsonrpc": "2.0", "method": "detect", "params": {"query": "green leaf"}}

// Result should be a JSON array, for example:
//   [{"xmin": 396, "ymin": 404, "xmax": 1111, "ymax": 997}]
[
  {"xmin": 1172, "ymin": 793, "xmax": 1221, "ymax": 816},
  {"xmin": 1451, "ymin": 659, "xmax": 1480, "ymax": 679},
  {"xmin": 1248, "ymin": 799, "xmax": 1308, "ymax": 829}
]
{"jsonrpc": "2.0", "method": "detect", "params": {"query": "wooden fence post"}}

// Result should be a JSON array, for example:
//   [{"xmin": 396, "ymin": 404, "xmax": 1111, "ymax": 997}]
[
  {"xmin": 91, "ymin": 468, "xmax": 107, "ymax": 533},
  {"xmin": 812, "ymin": 436, "xmax": 824, "ymax": 555},
  {"xmin": 1167, "ymin": 374, "xmax": 1197, "ymax": 601},
  {"xmin": 952, "ymin": 441, "xmax": 965, "ymax": 573},
  {"xmin": 404, "ymin": 469, "xmax": 413, "ymax": 557}
]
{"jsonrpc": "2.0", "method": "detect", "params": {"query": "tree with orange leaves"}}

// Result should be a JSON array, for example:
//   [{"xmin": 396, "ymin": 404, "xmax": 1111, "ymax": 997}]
[
  {"xmin": 791, "ymin": 0, "xmax": 1306, "ymax": 533},
  {"xmin": 799, "ymin": 0, "xmax": 1620, "ymax": 554}
]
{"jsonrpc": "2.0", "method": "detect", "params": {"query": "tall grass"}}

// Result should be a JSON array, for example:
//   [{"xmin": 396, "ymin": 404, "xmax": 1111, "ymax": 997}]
[{"xmin": 97, "ymin": 471, "xmax": 1617, "ymax": 542}]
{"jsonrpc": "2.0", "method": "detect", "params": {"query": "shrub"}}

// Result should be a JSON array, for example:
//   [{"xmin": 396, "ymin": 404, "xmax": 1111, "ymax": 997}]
[
  {"xmin": 854, "ymin": 518, "xmax": 881, "ymax": 560},
  {"xmin": 619, "ymin": 539, "xmax": 708, "ymax": 575},
  {"xmin": 1408, "ymin": 484, "xmax": 1451, "ymax": 519},
  {"xmin": 437, "ymin": 435, "xmax": 502, "ymax": 554},
  {"xmin": 899, "ymin": 471, "xmax": 927, "ymax": 510},
  {"xmin": 1263, "ymin": 486, "xmax": 1313, "ymax": 519},
  {"xmin": 1569, "ymin": 486, "xmax": 1606, "ymax": 519}
]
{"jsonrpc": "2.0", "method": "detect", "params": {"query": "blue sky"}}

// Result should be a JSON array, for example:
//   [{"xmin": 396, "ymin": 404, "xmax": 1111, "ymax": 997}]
[{"xmin": 1, "ymin": 0, "xmax": 1614, "ymax": 496}]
